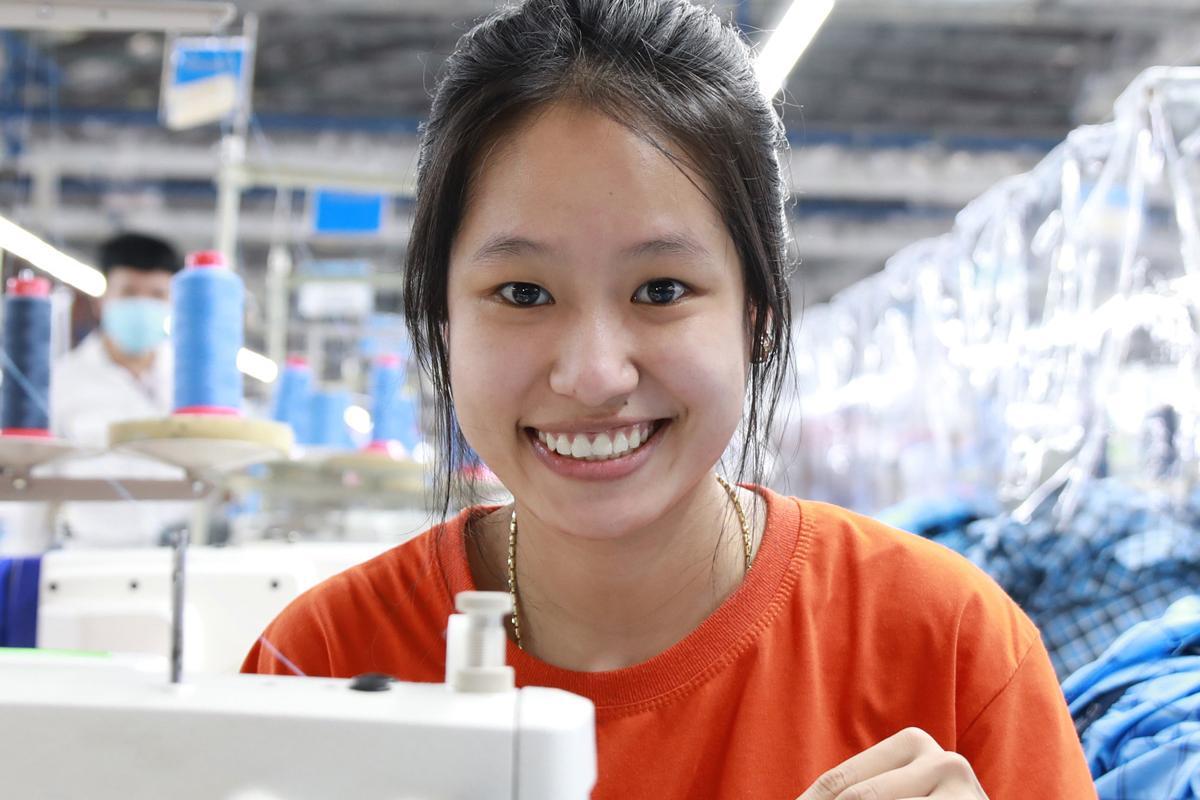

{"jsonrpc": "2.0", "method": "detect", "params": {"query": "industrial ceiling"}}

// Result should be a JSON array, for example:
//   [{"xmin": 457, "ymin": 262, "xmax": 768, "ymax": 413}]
[{"xmin": 5, "ymin": 0, "xmax": 1200, "ymax": 303}]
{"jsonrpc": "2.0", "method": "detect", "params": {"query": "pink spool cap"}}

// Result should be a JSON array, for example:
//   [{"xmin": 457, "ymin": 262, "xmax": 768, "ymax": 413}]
[
  {"xmin": 365, "ymin": 440, "xmax": 406, "ymax": 459},
  {"xmin": 173, "ymin": 406, "xmax": 242, "ymax": 417},
  {"xmin": 1, "ymin": 428, "xmax": 52, "ymax": 438},
  {"xmin": 186, "ymin": 250, "xmax": 228, "ymax": 269},
  {"xmin": 374, "ymin": 354, "xmax": 403, "ymax": 368},
  {"xmin": 6, "ymin": 276, "xmax": 50, "ymax": 298}
]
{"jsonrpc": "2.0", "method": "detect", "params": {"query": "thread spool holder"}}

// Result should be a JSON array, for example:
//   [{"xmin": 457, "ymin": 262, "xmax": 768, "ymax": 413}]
[
  {"xmin": 324, "ymin": 447, "xmax": 423, "ymax": 478},
  {"xmin": 0, "ymin": 470, "xmax": 211, "ymax": 503},
  {"xmin": 0, "ymin": 436, "xmax": 81, "ymax": 472},
  {"xmin": 107, "ymin": 413, "xmax": 293, "ymax": 685},
  {"xmin": 109, "ymin": 415, "xmax": 293, "ymax": 474}
]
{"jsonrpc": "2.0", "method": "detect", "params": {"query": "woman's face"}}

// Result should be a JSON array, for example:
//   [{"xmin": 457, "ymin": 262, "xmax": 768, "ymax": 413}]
[{"xmin": 447, "ymin": 102, "xmax": 750, "ymax": 539}]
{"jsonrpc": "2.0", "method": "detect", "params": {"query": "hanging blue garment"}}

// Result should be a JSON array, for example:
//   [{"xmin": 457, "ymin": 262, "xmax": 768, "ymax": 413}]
[
  {"xmin": 1064, "ymin": 597, "xmax": 1200, "ymax": 799},
  {"xmin": 877, "ymin": 494, "xmax": 994, "ymax": 539},
  {"xmin": 926, "ymin": 480, "xmax": 1200, "ymax": 678}
]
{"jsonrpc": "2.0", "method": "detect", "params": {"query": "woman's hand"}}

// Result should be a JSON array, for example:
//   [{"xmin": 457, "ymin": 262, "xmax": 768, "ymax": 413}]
[{"xmin": 796, "ymin": 728, "xmax": 989, "ymax": 800}]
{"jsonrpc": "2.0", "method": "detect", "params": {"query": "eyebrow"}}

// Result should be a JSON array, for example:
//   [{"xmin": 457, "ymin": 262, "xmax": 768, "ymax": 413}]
[
  {"xmin": 621, "ymin": 233, "xmax": 711, "ymax": 261},
  {"xmin": 469, "ymin": 232, "xmax": 711, "ymax": 264},
  {"xmin": 470, "ymin": 235, "xmax": 550, "ymax": 263}
]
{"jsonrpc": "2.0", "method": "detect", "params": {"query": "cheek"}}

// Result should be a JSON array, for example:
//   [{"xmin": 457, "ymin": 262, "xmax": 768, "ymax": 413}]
[
  {"xmin": 649, "ymin": 313, "xmax": 748, "ymax": 424},
  {"xmin": 446, "ymin": 302, "xmax": 545, "ymax": 444}
]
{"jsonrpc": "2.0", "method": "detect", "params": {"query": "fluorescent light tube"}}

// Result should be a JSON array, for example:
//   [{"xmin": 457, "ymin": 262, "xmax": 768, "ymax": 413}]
[
  {"xmin": 0, "ymin": 214, "xmax": 107, "ymax": 297},
  {"xmin": 755, "ymin": 0, "xmax": 836, "ymax": 99},
  {"xmin": 237, "ymin": 348, "xmax": 278, "ymax": 384}
]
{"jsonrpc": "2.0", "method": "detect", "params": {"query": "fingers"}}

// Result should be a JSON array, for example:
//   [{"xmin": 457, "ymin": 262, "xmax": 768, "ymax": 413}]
[
  {"xmin": 797, "ymin": 728, "xmax": 985, "ymax": 800},
  {"xmin": 832, "ymin": 752, "xmax": 980, "ymax": 800},
  {"xmin": 797, "ymin": 728, "xmax": 939, "ymax": 800},
  {"xmin": 831, "ymin": 762, "xmax": 937, "ymax": 800}
]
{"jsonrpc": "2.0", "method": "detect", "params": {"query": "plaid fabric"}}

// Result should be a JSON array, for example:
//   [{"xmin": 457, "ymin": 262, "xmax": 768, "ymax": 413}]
[
  {"xmin": 1062, "ymin": 597, "xmax": 1200, "ymax": 800},
  {"xmin": 922, "ymin": 480, "xmax": 1200, "ymax": 679}
]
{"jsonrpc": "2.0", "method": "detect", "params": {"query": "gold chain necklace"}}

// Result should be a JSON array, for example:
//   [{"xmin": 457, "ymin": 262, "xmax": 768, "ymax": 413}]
[{"xmin": 507, "ymin": 475, "xmax": 753, "ymax": 650}]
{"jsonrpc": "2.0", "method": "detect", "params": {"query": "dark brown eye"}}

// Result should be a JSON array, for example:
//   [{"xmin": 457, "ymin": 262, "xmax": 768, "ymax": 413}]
[
  {"xmin": 634, "ymin": 279, "xmax": 687, "ymax": 305},
  {"xmin": 499, "ymin": 282, "xmax": 551, "ymax": 306}
]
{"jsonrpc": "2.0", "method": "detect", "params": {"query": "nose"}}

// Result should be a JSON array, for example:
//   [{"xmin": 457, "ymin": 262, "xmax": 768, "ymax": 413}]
[{"xmin": 548, "ymin": 310, "xmax": 639, "ymax": 408}]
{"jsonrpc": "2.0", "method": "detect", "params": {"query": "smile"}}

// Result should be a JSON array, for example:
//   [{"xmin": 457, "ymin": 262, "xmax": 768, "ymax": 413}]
[{"xmin": 530, "ymin": 421, "xmax": 663, "ymax": 462}]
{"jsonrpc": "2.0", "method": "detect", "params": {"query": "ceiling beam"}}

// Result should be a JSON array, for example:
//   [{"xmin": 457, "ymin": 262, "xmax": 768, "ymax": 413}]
[
  {"xmin": 829, "ymin": 0, "xmax": 1200, "ymax": 32},
  {"xmin": 0, "ymin": 0, "xmax": 235, "ymax": 32},
  {"xmin": 15, "ymin": 130, "xmax": 1041, "ymax": 208}
]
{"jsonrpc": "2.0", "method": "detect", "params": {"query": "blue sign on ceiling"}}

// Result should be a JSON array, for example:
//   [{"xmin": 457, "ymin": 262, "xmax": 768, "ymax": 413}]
[{"xmin": 312, "ymin": 189, "xmax": 386, "ymax": 235}]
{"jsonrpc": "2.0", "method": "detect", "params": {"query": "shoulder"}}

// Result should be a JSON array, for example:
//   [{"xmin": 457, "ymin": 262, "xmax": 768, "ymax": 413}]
[
  {"xmin": 243, "ymin": 515, "xmax": 466, "ymax": 678},
  {"xmin": 781, "ymin": 497, "xmax": 1063, "ymax": 745},
  {"xmin": 53, "ymin": 336, "xmax": 95, "ymax": 372},
  {"xmin": 790, "ymin": 497, "xmax": 1039, "ymax": 672},
  {"xmin": 797, "ymin": 499, "xmax": 1025, "ymax": 606},
  {"xmin": 274, "ymin": 527, "xmax": 448, "ymax": 632},
  {"xmin": 52, "ymin": 335, "xmax": 108, "ymax": 385},
  {"xmin": 51, "ymin": 337, "xmax": 109, "ymax": 431}
]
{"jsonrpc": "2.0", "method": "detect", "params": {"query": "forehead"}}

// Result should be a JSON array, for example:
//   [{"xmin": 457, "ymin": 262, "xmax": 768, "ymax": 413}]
[
  {"xmin": 454, "ymin": 102, "xmax": 730, "ymax": 261},
  {"xmin": 105, "ymin": 267, "xmax": 172, "ymax": 290}
]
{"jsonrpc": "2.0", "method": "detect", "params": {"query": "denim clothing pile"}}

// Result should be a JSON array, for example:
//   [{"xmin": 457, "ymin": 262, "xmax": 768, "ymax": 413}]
[
  {"xmin": 894, "ymin": 480, "xmax": 1200, "ymax": 679},
  {"xmin": 1064, "ymin": 596, "xmax": 1200, "ymax": 799}
]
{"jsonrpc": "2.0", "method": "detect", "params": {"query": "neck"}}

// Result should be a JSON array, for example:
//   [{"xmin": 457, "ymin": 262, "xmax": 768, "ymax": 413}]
[
  {"xmin": 469, "ymin": 474, "xmax": 764, "ymax": 672},
  {"xmin": 101, "ymin": 334, "xmax": 156, "ymax": 377}
]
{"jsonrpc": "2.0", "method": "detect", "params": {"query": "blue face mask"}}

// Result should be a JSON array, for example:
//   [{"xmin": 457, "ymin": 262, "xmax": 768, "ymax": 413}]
[{"xmin": 102, "ymin": 298, "xmax": 170, "ymax": 356}]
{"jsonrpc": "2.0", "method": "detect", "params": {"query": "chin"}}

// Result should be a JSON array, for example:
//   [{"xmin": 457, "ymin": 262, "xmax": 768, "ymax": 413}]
[{"xmin": 536, "ymin": 491, "xmax": 666, "ymax": 541}]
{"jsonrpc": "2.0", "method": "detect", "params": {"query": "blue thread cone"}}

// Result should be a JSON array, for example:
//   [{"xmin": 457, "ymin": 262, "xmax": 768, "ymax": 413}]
[
  {"xmin": 368, "ymin": 354, "xmax": 420, "ymax": 451},
  {"xmin": 1, "ymin": 276, "xmax": 52, "ymax": 435},
  {"xmin": 172, "ymin": 251, "xmax": 244, "ymax": 414},
  {"xmin": 311, "ymin": 389, "xmax": 353, "ymax": 449},
  {"xmin": 272, "ymin": 355, "xmax": 314, "ymax": 444}
]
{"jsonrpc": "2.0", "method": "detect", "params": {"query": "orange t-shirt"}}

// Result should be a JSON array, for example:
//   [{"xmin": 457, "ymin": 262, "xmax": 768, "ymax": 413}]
[{"xmin": 242, "ymin": 487, "xmax": 1096, "ymax": 799}]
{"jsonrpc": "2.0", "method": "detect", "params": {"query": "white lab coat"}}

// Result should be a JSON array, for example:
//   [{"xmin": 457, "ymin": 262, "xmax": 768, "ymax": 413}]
[{"xmin": 42, "ymin": 333, "xmax": 191, "ymax": 547}]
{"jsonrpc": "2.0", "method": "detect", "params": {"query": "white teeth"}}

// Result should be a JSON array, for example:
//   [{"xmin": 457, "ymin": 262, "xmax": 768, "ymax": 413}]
[
  {"xmin": 536, "ymin": 422, "xmax": 660, "ymax": 462},
  {"xmin": 570, "ymin": 434, "xmax": 591, "ymax": 459},
  {"xmin": 592, "ymin": 432, "xmax": 613, "ymax": 458}
]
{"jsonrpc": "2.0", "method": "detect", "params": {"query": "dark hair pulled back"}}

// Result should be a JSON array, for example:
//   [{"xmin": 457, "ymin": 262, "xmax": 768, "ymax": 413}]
[
  {"xmin": 98, "ymin": 232, "xmax": 182, "ymax": 276},
  {"xmin": 404, "ymin": 0, "xmax": 794, "ymax": 515}
]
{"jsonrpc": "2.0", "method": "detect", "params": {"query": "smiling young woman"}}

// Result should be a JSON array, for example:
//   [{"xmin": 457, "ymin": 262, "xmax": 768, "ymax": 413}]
[{"xmin": 242, "ymin": 2, "xmax": 1096, "ymax": 798}]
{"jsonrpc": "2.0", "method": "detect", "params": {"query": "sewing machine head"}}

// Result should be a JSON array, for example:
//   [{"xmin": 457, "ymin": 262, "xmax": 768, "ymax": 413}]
[{"xmin": 0, "ymin": 591, "xmax": 597, "ymax": 800}]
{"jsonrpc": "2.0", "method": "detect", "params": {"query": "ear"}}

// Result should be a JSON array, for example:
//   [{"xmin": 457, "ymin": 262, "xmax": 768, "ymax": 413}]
[{"xmin": 748, "ymin": 306, "xmax": 775, "ymax": 364}]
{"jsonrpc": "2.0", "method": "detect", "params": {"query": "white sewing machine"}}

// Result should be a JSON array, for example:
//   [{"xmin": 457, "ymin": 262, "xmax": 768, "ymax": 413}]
[
  {"xmin": 0, "ymin": 592, "xmax": 597, "ymax": 799},
  {"xmin": 34, "ymin": 542, "xmax": 392, "ymax": 674}
]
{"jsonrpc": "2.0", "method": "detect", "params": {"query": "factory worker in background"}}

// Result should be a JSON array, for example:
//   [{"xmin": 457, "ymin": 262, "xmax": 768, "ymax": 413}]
[{"xmin": 46, "ymin": 232, "xmax": 191, "ymax": 548}]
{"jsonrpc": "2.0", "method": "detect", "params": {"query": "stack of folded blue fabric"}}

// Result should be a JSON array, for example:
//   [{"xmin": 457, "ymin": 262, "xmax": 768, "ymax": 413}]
[{"xmin": 1063, "ymin": 596, "xmax": 1200, "ymax": 799}]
